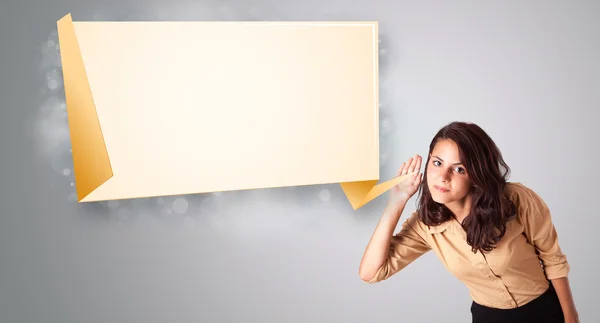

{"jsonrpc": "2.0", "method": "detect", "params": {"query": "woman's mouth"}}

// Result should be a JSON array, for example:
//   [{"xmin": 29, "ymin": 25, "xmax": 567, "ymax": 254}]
[{"xmin": 434, "ymin": 185, "xmax": 450, "ymax": 193}]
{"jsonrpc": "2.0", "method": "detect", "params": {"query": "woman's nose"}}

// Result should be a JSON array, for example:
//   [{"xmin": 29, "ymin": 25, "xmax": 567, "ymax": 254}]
[{"xmin": 439, "ymin": 168, "xmax": 451, "ymax": 182}]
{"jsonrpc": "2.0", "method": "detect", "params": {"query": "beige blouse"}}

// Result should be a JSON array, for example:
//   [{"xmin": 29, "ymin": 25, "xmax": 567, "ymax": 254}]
[{"xmin": 364, "ymin": 182, "xmax": 570, "ymax": 309}]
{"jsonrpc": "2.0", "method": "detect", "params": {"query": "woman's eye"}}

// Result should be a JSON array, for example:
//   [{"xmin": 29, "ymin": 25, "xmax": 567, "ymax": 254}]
[{"xmin": 432, "ymin": 160, "xmax": 465, "ymax": 174}]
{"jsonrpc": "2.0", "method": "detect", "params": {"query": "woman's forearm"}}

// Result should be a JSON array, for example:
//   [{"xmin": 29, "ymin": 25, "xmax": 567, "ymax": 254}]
[
  {"xmin": 550, "ymin": 276, "xmax": 579, "ymax": 322},
  {"xmin": 358, "ymin": 198, "xmax": 407, "ymax": 282}
]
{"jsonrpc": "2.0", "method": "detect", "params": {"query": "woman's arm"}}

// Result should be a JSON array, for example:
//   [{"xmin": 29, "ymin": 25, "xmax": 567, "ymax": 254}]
[
  {"xmin": 359, "ymin": 199, "xmax": 407, "ymax": 282},
  {"xmin": 359, "ymin": 156, "xmax": 429, "ymax": 283},
  {"xmin": 550, "ymin": 277, "xmax": 579, "ymax": 323},
  {"xmin": 517, "ymin": 185, "xmax": 577, "ymax": 321}
]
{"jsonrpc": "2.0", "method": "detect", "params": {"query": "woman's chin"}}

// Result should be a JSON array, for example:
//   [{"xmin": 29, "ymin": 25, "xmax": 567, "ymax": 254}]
[{"xmin": 431, "ymin": 193, "xmax": 453, "ymax": 204}]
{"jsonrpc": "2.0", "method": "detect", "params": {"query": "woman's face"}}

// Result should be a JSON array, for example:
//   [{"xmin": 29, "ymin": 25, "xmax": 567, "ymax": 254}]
[{"xmin": 426, "ymin": 139, "xmax": 472, "ymax": 205}]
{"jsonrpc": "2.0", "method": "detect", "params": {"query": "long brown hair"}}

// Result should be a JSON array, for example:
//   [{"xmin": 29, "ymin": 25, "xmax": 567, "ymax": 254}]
[{"xmin": 416, "ymin": 121, "xmax": 516, "ymax": 253}]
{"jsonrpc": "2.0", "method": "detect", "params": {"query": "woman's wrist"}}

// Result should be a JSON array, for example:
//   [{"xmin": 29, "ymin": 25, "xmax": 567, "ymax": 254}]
[{"xmin": 384, "ymin": 197, "xmax": 408, "ymax": 217}]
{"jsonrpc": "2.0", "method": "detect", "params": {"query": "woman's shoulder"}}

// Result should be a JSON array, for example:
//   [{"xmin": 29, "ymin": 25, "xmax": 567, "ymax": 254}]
[
  {"xmin": 404, "ymin": 210, "xmax": 423, "ymax": 226},
  {"xmin": 401, "ymin": 210, "xmax": 430, "ymax": 232},
  {"xmin": 404, "ymin": 210, "xmax": 450, "ymax": 235},
  {"xmin": 504, "ymin": 182, "xmax": 542, "ymax": 202},
  {"xmin": 504, "ymin": 181, "xmax": 550, "ymax": 217}
]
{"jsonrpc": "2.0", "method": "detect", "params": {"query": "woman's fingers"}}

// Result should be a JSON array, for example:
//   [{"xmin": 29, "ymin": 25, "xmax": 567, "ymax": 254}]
[
  {"xmin": 410, "ymin": 154, "xmax": 421, "ymax": 173},
  {"xmin": 406, "ymin": 157, "xmax": 414, "ymax": 174},
  {"xmin": 401, "ymin": 159, "xmax": 411, "ymax": 175},
  {"xmin": 397, "ymin": 162, "xmax": 406, "ymax": 176},
  {"xmin": 409, "ymin": 155, "xmax": 416, "ymax": 173},
  {"xmin": 397, "ymin": 154, "xmax": 424, "ymax": 178},
  {"xmin": 415, "ymin": 172, "xmax": 423, "ymax": 186}
]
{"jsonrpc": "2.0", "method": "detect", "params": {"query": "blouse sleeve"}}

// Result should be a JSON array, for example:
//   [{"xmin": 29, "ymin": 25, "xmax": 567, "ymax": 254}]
[
  {"xmin": 364, "ymin": 211, "xmax": 432, "ymax": 284},
  {"xmin": 519, "ymin": 184, "xmax": 571, "ymax": 280}
]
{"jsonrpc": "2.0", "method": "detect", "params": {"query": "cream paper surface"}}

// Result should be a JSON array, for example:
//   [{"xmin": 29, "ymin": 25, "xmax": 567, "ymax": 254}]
[{"xmin": 57, "ymin": 13, "xmax": 413, "ymax": 210}]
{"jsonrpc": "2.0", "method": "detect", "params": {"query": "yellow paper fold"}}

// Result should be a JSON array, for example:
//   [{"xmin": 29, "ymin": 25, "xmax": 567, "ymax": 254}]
[
  {"xmin": 57, "ymin": 14, "xmax": 113, "ymax": 200},
  {"xmin": 340, "ymin": 171, "xmax": 419, "ymax": 210}
]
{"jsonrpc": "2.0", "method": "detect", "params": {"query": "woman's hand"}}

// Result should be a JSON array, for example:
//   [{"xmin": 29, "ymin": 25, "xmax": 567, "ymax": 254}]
[{"xmin": 389, "ymin": 154, "xmax": 423, "ymax": 206}]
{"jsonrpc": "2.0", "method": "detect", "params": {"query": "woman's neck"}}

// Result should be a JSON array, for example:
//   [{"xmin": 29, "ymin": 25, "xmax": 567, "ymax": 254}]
[{"xmin": 445, "ymin": 194, "xmax": 472, "ymax": 223}]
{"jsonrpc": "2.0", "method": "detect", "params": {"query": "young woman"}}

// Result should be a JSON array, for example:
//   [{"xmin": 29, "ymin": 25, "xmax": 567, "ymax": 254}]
[{"xmin": 359, "ymin": 121, "xmax": 579, "ymax": 323}]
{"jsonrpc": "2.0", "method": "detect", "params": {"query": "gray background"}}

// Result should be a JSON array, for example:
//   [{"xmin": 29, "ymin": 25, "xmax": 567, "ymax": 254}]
[{"xmin": 2, "ymin": 0, "xmax": 599, "ymax": 322}]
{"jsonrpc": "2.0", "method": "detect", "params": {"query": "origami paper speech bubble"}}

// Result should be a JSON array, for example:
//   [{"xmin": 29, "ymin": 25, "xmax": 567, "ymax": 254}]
[{"xmin": 57, "ymin": 13, "xmax": 415, "ymax": 210}]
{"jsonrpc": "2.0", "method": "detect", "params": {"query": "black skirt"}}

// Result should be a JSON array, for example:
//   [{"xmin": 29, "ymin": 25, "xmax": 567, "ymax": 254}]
[{"xmin": 471, "ymin": 284, "xmax": 564, "ymax": 323}]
